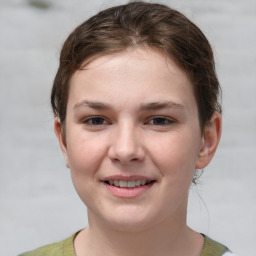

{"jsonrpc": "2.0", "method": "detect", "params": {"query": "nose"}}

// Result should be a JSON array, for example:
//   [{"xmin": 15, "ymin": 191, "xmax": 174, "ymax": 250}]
[{"xmin": 108, "ymin": 122, "xmax": 145, "ymax": 164}]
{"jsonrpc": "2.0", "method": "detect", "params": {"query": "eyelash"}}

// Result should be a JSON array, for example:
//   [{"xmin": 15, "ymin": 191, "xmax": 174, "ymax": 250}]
[
  {"xmin": 147, "ymin": 117, "xmax": 174, "ymax": 126},
  {"xmin": 82, "ymin": 116, "xmax": 174, "ymax": 126},
  {"xmin": 83, "ymin": 116, "xmax": 110, "ymax": 126}
]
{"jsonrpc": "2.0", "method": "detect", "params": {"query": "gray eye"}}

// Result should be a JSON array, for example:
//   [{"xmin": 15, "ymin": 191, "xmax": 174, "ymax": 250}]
[
  {"xmin": 151, "ymin": 117, "xmax": 172, "ymax": 125},
  {"xmin": 90, "ymin": 117, "xmax": 105, "ymax": 125},
  {"xmin": 84, "ymin": 117, "xmax": 106, "ymax": 125}
]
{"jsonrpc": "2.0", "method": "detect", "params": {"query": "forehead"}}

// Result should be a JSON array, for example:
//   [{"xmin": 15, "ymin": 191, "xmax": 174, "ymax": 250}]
[
  {"xmin": 81, "ymin": 47, "xmax": 186, "ymax": 78},
  {"xmin": 68, "ymin": 47, "xmax": 196, "ymax": 110},
  {"xmin": 73, "ymin": 47, "xmax": 192, "ymax": 87}
]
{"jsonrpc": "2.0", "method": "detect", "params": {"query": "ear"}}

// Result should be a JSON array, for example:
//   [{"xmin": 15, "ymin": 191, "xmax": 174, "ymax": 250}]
[
  {"xmin": 54, "ymin": 118, "xmax": 70, "ymax": 168},
  {"xmin": 196, "ymin": 112, "xmax": 222, "ymax": 169}
]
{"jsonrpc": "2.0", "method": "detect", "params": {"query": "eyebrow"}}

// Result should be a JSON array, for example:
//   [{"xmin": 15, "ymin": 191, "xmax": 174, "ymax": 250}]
[
  {"xmin": 74, "ymin": 100, "xmax": 112, "ymax": 110},
  {"xmin": 73, "ymin": 100, "xmax": 184, "ymax": 111},
  {"xmin": 139, "ymin": 101, "xmax": 184, "ymax": 111}
]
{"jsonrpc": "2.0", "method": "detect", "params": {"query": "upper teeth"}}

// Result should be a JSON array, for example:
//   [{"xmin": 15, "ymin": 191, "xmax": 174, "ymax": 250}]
[{"xmin": 108, "ymin": 180, "xmax": 148, "ymax": 188}]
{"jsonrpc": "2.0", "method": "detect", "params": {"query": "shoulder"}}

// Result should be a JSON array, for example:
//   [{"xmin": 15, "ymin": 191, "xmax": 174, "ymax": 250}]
[
  {"xmin": 201, "ymin": 234, "xmax": 236, "ymax": 256},
  {"xmin": 18, "ymin": 232, "xmax": 77, "ymax": 256}
]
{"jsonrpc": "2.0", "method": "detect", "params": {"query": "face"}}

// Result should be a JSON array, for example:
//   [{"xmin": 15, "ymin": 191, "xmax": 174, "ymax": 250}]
[{"xmin": 55, "ymin": 47, "xmax": 220, "ymax": 232}]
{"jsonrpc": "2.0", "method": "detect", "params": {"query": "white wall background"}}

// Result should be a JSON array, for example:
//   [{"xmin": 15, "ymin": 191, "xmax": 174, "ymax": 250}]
[{"xmin": 0, "ymin": 0, "xmax": 255, "ymax": 255}]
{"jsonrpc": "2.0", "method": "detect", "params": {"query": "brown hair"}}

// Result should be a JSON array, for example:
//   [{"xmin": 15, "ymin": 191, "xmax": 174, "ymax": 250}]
[{"xmin": 51, "ymin": 1, "xmax": 222, "ymax": 130}]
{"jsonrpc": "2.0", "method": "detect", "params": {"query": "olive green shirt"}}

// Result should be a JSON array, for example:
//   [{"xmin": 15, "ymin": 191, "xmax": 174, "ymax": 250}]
[{"xmin": 19, "ymin": 233, "xmax": 231, "ymax": 256}]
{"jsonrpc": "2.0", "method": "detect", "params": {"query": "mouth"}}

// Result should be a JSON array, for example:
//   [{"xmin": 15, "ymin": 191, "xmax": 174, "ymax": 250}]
[
  {"xmin": 104, "ymin": 179, "xmax": 155, "ymax": 188},
  {"xmin": 101, "ymin": 176, "xmax": 156, "ymax": 198}
]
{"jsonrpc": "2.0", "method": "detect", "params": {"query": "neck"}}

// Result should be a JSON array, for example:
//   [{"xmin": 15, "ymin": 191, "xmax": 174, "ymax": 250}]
[{"xmin": 74, "ymin": 209, "xmax": 203, "ymax": 256}]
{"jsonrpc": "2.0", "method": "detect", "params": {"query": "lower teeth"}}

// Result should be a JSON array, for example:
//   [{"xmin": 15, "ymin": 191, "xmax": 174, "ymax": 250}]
[{"xmin": 106, "ymin": 181, "xmax": 153, "ymax": 187}]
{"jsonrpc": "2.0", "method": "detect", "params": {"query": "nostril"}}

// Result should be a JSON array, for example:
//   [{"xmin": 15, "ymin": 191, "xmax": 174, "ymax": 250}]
[{"xmin": 107, "ymin": 130, "xmax": 146, "ymax": 163}]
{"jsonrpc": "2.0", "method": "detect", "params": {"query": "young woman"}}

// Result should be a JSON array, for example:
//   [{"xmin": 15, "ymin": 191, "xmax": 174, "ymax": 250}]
[{"xmin": 20, "ymin": 2, "xmax": 236, "ymax": 256}]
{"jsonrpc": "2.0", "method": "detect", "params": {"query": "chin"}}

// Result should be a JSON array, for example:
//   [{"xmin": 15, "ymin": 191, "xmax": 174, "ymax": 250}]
[
  {"xmin": 106, "ymin": 218, "xmax": 151, "ymax": 233},
  {"xmin": 91, "ymin": 206, "xmax": 154, "ymax": 233}
]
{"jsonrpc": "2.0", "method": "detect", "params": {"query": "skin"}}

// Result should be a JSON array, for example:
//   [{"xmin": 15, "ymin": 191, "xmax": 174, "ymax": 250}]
[{"xmin": 55, "ymin": 47, "xmax": 221, "ymax": 256}]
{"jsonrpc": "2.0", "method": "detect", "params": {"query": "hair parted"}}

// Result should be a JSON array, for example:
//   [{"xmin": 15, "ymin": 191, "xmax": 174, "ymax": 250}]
[{"xmin": 51, "ymin": 1, "xmax": 222, "ymax": 129}]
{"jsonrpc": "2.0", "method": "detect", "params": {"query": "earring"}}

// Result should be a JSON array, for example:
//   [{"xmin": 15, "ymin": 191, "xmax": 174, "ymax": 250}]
[
  {"xmin": 192, "ymin": 169, "xmax": 203, "ymax": 184},
  {"xmin": 66, "ymin": 163, "xmax": 70, "ymax": 168}
]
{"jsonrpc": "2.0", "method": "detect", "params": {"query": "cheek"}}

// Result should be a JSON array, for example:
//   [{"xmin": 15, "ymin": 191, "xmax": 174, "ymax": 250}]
[
  {"xmin": 66, "ymin": 131, "xmax": 107, "ymax": 176},
  {"xmin": 148, "ymin": 131, "xmax": 200, "ymax": 180},
  {"xmin": 66, "ymin": 134, "xmax": 107, "ymax": 205}
]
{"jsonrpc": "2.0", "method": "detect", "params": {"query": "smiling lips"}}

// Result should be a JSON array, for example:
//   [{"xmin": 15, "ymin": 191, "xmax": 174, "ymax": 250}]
[
  {"xmin": 102, "ymin": 176, "xmax": 156, "ymax": 198},
  {"xmin": 106, "ymin": 179, "xmax": 152, "ymax": 188}
]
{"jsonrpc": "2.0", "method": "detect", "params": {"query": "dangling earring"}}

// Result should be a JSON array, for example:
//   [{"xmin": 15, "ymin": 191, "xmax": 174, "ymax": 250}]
[{"xmin": 192, "ymin": 169, "xmax": 203, "ymax": 184}]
